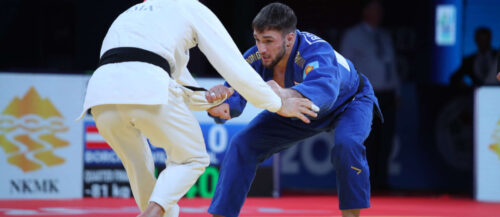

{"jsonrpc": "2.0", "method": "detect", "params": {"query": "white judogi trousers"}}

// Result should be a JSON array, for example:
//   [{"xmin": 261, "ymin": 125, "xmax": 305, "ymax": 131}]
[{"xmin": 90, "ymin": 83, "xmax": 209, "ymax": 217}]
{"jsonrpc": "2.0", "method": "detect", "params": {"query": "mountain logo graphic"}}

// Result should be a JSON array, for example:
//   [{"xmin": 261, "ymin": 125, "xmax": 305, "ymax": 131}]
[
  {"xmin": 490, "ymin": 118, "xmax": 500, "ymax": 160},
  {"xmin": 0, "ymin": 87, "xmax": 69, "ymax": 172}
]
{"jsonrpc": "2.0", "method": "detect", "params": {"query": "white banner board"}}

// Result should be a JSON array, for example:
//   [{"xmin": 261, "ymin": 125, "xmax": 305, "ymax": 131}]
[
  {"xmin": 474, "ymin": 86, "xmax": 500, "ymax": 202},
  {"xmin": 0, "ymin": 73, "xmax": 87, "ymax": 199}
]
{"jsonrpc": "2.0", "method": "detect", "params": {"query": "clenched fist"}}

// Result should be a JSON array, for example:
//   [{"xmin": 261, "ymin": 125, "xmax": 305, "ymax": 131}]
[
  {"xmin": 207, "ymin": 103, "xmax": 231, "ymax": 120},
  {"xmin": 205, "ymin": 85, "xmax": 234, "ymax": 103}
]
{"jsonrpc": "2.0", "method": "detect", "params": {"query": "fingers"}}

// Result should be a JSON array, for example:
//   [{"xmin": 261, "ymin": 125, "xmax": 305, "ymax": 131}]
[
  {"xmin": 207, "ymin": 103, "xmax": 231, "ymax": 120},
  {"xmin": 220, "ymin": 107, "xmax": 231, "ymax": 119},
  {"xmin": 219, "ymin": 87, "xmax": 231, "ymax": 100},
  {"xmin": 299, "ymin": 105, "xmax": 318, "ymax": 118},
  {"xmin": 295, "ymin": 113, "xmax": 311, "ymax": 124},
  {"xmin": 208, "ymin": 107, "xmax": 226, "ymax": 119},
  {"xmin": 205, "ymin": 91, "xmax": 214, "ymax": 103},
  {"xmin": 295, "ymin": 99, "xmax": 318, "ymax": 117},
  {"xmin": 311, "ymin": 104, "xmax": 320, "ymax": 113},
  {"xmin": 206, "ymin": 85, "xmax": 233, "ymax": 103},
  {"xmin": 303, "ymin": 101, "xmax": 318, "ymax": 118},
  {"xmin": 205, "ymin": 89, "xmax": 219, "ymax": 103},
  {"xmin": 227, "ymin": 87, "xmax": 235, "ymax": 98},
  {"xmin": 214, "ymin": 91, "xmax": 222, "ymax": 101},
  {"xmin": 276, "ymin": 98, "xmax": 318, "ymax": 124},
  {"xmin": 207, "ymin": 107, "xmax": 218, "ymax": 117}
]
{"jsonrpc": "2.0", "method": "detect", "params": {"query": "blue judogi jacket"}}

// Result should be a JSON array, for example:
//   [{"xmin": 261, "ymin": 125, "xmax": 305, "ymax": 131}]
[{"xmin": 215, "ymin": 30, "xmax": 381, "ymax": 130}]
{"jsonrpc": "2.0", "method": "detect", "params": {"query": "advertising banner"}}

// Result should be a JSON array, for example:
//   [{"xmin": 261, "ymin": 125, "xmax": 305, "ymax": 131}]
[
  {"xmin": 475, "ymin": 86, "xmax": 500, "ymax": 202},
  {"xmin": 0, "ymin": 73, "xmax": 87, "ymax": 199},
  {"xmin": 82, "ymin": 118, "xmax": 267, "ymax": 198}
]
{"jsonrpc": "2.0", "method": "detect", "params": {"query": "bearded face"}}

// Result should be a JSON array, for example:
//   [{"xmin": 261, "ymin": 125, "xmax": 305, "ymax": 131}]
[{"xmin": 254, "ymin": 29, "xmax": 288, "ymax": 69}]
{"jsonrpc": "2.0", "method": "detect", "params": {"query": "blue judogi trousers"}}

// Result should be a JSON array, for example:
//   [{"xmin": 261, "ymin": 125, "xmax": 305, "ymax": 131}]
[{"xmin": 208, "ymin": 96, "xmax": 373, "ymax": 217}]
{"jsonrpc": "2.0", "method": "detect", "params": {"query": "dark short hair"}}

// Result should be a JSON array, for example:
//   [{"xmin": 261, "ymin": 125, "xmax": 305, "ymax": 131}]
[
  {"xmin": 252, "ymin": 2, "xmax": 297, "ymax": 35},
  {"xmin": 361, "ymin": 0, "xmax": 381, "ymax": 10},
  {"xmin": 475, "ymin": 26, "xmax": 492, "ymax": 38}
]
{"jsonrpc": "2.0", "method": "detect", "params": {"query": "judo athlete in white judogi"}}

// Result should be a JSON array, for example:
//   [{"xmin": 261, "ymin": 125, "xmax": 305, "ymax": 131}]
[{"xmin": 77, "ymin": 0, "xmax": 318, "ymax": 217}]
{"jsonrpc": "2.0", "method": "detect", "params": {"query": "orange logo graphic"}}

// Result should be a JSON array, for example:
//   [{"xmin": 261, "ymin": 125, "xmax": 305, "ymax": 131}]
[
  {"xmin": 303, "ymin": 61, "xmax": 318, "ymax": 79},
  {"xmin": 304, "ymin": 65, "xmax": 314, "ymax": 75},
  {"xmin": 0, "ymin": 87, "xmax": 68, "ymax": 172},
  {"xmin": 490, "ymin": 118, "xmax": 500, "ymax": 160}
]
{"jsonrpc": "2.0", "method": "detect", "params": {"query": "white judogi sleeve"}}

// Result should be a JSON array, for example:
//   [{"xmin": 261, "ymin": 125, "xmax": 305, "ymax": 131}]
[
  {"xmin": 186, "ymin": 1, "xmax": 282, "ymax": 112},
  {"xmin": 176, "ymin": 68, "xmax": 228, "ymax": 111}
]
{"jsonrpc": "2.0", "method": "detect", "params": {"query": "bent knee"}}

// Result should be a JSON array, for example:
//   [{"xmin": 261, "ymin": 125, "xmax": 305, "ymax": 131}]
[{"xmin": 188, "ymin": 154, "xmax": 211, "ymax": 171}]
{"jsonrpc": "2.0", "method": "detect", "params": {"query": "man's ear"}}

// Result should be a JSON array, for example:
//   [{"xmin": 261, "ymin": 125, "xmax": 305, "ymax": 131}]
[{"xmin": 286, "ymin": 32, "xmax": 295, "ymax": 46}]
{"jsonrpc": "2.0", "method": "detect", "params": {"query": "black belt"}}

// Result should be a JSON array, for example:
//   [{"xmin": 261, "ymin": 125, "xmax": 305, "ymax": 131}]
[
  {"xmin": 99, "ymin": 47, "xmax": 171, "ymax": 76},
  {"xmin": 355, "ymin": 72, "xmax": 364, "ymax": 98},
  {"xmin": 326, "ymin": 72, "xmax": 382, "ymax": 129},
  {"xmin": 329, "ymin": 73, "xmax": 365, "ymax": 116},
  {"xmin": 98, "ymin": 47, "xmax": 207, "ymax": 91},
  {"xmin": 351, "ymin": 72, "xmax": 384, "ymax": 123}
]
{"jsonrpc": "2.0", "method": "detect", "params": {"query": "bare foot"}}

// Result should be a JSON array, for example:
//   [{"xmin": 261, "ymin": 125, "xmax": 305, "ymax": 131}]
[
  {"xmin": 137, "ymin": 202, "xmax": 164, "ymax": 217},
  {"xmin": 341, "ymin": 209, "xmax": 360, "ymax": 217}
]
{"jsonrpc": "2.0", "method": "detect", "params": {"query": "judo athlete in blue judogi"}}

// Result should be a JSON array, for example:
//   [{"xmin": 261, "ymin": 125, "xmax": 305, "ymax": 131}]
[{"xmin": 207, "ymin": 3, "xmax": 381, "ymax": 217}]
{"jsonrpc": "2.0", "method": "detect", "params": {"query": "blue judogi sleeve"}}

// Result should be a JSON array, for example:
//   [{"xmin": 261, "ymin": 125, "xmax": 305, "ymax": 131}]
[
  {"xmin": 210, "ymin": 48, "xmax": 259, "ymax": 123},
  {"xmin": 291, "ymin": 44, "xmax": 341, "ymax": 113},
  {"xmin": 209, "ymin": 84, "xmax": 248, "ymax": 124}
]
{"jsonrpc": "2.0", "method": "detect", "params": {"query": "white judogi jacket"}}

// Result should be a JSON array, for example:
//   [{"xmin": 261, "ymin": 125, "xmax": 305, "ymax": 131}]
[{"xmin": 79, "ymin": 0, "xmax": 281, "ymax": 119}]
